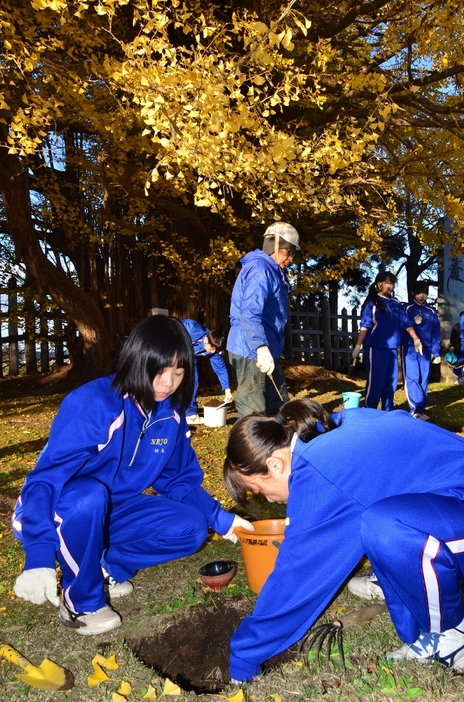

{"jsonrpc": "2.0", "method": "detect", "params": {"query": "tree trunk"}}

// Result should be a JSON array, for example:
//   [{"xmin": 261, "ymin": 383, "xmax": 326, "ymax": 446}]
[{"xmin": 0, "ymin": 132, "xmax": 116, "ymax": 377}]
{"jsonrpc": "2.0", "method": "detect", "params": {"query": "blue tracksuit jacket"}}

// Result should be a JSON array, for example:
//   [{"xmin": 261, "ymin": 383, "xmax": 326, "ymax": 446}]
[
  {"xmin": 402, "ymin": 302, "xmax": 441, "ymax": 358},
  {"xmin": 13, "ymin": 375, "xmax": 234, "ymax": 572},
  {"xmin": 361, "ymin": 296, "xmax": 412, "ymax": 348},
  {"xmin": 227, "ymin": 250, "xmax": 289, "ymax": 360},
  {"xmin": 229, "ymin": 408, "xmax": 464, "ymax": 681}
]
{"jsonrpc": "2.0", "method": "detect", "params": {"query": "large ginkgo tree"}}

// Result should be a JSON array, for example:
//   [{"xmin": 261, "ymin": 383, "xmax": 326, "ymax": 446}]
[{"xmin": 1, "ymin": 0, "xmax": 464, "ymax": 373}]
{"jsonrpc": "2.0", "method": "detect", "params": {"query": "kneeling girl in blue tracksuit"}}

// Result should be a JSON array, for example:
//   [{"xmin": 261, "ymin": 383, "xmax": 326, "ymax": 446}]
[
  {"xmin": 224, "ymin": 398, "xmax": 464, "ymax": 682},
  {"xmin": 401, "ymin": 281, "xmax": 441, "ymax": 419},
  {"xmin": 12, "ymin": 315, "xmax": 251, "ymax": 635},
  {"xmin": 352, "ymin": 271, "xmax": 422, "ymax": 410}
]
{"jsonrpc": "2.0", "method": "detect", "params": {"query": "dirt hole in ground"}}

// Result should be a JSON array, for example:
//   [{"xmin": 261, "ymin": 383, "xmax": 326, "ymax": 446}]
[{"xmin": 125, "ymin": 596, "xmax": 298, "ymax": 694}]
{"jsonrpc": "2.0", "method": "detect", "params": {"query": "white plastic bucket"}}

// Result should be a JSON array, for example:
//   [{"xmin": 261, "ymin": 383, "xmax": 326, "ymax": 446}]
[{"xmin": 203, "ymin": 404, "xmax": 227, "ymax": 427}]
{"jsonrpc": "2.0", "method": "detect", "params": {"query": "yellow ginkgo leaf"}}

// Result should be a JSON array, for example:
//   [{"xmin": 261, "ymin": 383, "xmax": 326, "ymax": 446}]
[
  {"xmin": 142, "ymin": 683, "xmax": 158, "ymax": 700},
  {"xmin": 292, "ymin": 661, "xmax": 303, "ymax": 667},
  {"xmin": 332, "ymin": 605, "xmax": 346, "ymax": 613},
  {"xmin": 163, "ymin": 678, "xmax": 181, "ymax": 695},
  {"xmin": 112, "ymin": 693, "xmax": 126, "ymax": 702},
  {"xmin": 103, "ymin": 654, "xmax": 120, "ymax": 671},
  {"xmin": 225, "ymin": 690, "xmax": 244, "ymax": 702},
  {"xmin": 268, "ymin": 694, "xmax": 282, "ymax": 702},
  {"xmin": 87, "ymin": 661, "xmax": 110, "ymax": 687},
  {"xmin": 118, "ymin": 680, "xmax": 131, "ymax": 695}
]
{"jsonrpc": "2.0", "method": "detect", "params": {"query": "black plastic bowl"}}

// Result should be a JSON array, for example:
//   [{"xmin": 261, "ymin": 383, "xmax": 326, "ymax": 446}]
[{"xmin": 198, "ymin": 560, "xmax": 236, "ymax": 590}]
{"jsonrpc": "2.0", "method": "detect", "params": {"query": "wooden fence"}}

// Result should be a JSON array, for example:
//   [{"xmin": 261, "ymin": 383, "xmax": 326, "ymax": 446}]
[
  {"xmin": 288, "ymin": 300, "xmax": 360, "ymax": 369},
  {"xmin": 1, "ymin": 278, "xmax": 359, "ymax": 376},
  {"xmin": 0, "ymin": 278, "xmax": 69, "ymax": 377}
]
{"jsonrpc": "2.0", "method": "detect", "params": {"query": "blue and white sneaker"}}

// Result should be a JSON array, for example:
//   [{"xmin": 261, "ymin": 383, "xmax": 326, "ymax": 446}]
[
  {"xmin": 347, "ymin": 572, "xmax": 385, "ymax": 600},
  {"xmin": 387, "ymin": 619, "xmax": 464, "ymax": 670}
]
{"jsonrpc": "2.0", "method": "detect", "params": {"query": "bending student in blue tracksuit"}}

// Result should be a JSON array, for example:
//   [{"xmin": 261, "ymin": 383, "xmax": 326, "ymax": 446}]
[
  {"xmin": 11, "ymin": 315, "xmax": 251, "ymax": 636},
  {"xmin": 352, "ymin": 271, "xmax": 422, "ymax": 410},
  {"xmin": 224, "ymin": 398, "xmax": 464, "ymax": 682},
  {"xmin": 401, "ymin": 281, "xmax": 441, "ymax": 420},
  {"xmin": 180, "ymin": 319, "xmax": 232, "ymax": 425}
]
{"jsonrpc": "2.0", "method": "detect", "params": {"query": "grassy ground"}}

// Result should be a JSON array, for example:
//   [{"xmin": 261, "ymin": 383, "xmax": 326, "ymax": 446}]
[{"xmin": 1, "ymin": 364, "xmax": 464, "ymax": 701}]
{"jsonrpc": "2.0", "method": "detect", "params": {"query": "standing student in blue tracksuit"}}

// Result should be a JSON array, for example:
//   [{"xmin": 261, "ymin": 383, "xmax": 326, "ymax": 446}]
[
  {"xmin": 352, "ymin": 271, "xmax": 422, "ymax": 411},
  {"xmin": 223, "ymin": 398, "xmax": 464, "ymax": 682},
  {"xmin": 401, "ymin": 281, "xmax": 441, "ymax": 420},
  {"xmin": 180, "ymin": 319, "xmax": 232, "ymax": 425},
  {"xmin": 11, "ymin": 315, "xmax": 252, "ymax": 636}
]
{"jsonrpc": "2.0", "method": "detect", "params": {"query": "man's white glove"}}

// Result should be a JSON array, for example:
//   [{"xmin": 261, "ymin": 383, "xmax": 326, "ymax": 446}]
[
  {"xmin": 256, "ymin": 346, "xmax": 275, "ymax": 375},
  {"xmin": 432, "ymin": 355, "xmax": 442, "ymax": 364},
  {"xmin": 414, "ymin": 339, "xmax": 423, "ymax": 356},
  {"xmin": 351, "ymin": 345, "xmax": 362, "ymax": 360},
  {"xmin": 14, "ymin": 568, "xmax": 59, "ymax": 606},
  {"xmin": 223, "ymin": 515, "xmax": 255, "ymax": 544},
  {"xmin": 224, "ymin": 389, "xmax": 233, "ymax": 403}
]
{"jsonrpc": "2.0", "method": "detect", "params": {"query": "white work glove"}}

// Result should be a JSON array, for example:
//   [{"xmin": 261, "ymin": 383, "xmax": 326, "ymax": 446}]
[
  {"xmin": 414, "ymin": 338, "xmax": 423, "ymax": 356},
  {"xmin": 224, "ymin": 389, "xmax": 233, "ymax": 403},
  {"xmin": 432, "ymin": 355, "xmax": 442, "ymax": 364},
  {"xmin": 223, "ymin": 515, "xmax": 255, "ymax": 544},
  {"xmin": 14, "ymin": 568, "xmax": 59, "ymax": 607},
  {"xmin": 256, "ymin": 346, "xmax": 275, "ymax": 375},
  {"xmin": 351, "ymin": 345, "xmax": 362, "ymax": 360}
]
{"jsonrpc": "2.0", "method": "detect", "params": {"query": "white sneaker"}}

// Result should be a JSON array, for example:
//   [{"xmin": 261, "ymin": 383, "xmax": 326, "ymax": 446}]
[
  {"xmin": 347, "ymin": 572, "xmax": 385, "ymax": 600},
  {"xmin": 186, "ymin": 414, "xmax": 204, "ymax": 425},
  {"xmin": 59, "ymin": 600, "xmax": 121, "ymax": 635},
  {"xmin": 387, "ymin": 619, "xmax": 464, "ymax": 670},
  {"xmin": 102, "ymin": 569, "xmax": 134, "ymax": 599},
  {"xmin": 412, "ymin": 412, "xmax": 430, "ymax": 421}
]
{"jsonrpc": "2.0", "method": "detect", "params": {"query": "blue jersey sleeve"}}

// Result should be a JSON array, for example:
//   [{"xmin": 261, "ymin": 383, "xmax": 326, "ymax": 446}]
[{"xmin": 229, "ymin": 461, "xmax": 364, "ymax": 680}]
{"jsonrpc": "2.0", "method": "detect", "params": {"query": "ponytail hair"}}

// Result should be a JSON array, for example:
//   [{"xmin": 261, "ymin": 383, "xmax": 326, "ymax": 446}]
[
  {"xmin": 223, "ymin": 398, "xmax": 337, "ymax": 503},
  {"xmin": 361, "ymin": 271, "xmax": 397, "ymax": 314}
]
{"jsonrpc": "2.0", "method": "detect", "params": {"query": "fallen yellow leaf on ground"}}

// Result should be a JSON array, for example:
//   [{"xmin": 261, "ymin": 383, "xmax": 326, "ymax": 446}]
[
  {"xmin": 219, "ymin": 690, "xmax": 244, "ymax": 702},
  {"xmin": 87, "ymin": 660, "xmax": 110, "ymax": 686},
  {"xmin": 93, "ymin": 653, "xmax": 119, "ymax": 670},
  {"xmin": 163, "ymin": 678, "xmax": 181, "ymax": 695},
  {"xmin": 268, "ymin": 694, "xmax": 282, "ymax": 702},
  {"xmin": 118, "ymin": 680, "xmax": 131, "ymax": 695},
  {"xmin": 141, "ymin": 682, "xmax": 158, "ymax": 699},
  {"xmin": 112, "ymin": 693, "xmax": 126, "ymax": 702}
]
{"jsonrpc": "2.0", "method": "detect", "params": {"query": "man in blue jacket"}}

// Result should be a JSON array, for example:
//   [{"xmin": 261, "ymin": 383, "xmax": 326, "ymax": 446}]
[
  {"xmin": 226, "ymin": 222, "xmax": 300, "ymax": 418},
  {"xmin": 181, "ymin": 319, "xmax": 232, "ymax": 425}
]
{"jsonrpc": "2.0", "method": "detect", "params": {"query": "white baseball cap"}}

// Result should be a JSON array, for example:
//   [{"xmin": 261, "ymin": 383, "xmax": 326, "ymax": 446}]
[{"xmin": 263, "ymin": 222, "xmax": 301, "ymax": 250}]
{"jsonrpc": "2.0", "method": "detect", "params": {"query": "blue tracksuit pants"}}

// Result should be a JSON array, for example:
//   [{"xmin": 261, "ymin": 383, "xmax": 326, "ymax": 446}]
[
  {"xmin": 187, "ymin": 361, "xmax": 201, "ymax": 415},
  {"xmin": 361, "ymin": 493, "xmax": 464, "ymax": 643},
  {"xmin": 402, "ymin": 347, "xmax": 431, "ymax": 415},
  {"xmin": 364, "ymin": 347, "xmax": 398, "ymax": 411},
  {"xmin": 228, "ymin": 353, "xmax": 288, "ymax": 418},
  {"xmin": 54, "ymin": 477, "xmax": 209, "ymax": 614}
]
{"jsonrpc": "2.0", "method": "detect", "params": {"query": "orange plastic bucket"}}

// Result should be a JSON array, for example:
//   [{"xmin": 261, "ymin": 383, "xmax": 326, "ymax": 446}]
[{"xmin": 235, "ymin": 518, "xmax": 286, "ymax": 594}]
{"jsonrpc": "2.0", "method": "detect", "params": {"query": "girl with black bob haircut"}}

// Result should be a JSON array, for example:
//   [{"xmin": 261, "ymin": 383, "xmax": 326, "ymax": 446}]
[
  {"xmin": 12, "ymin": 315, "xmax": 252, "ymax": 637},
  {"xmin": 352, "ymin": 270, "xmax": 422, "ymax": 410},
  {"xmin": 111, "ymin": 314, "xmax": 194, "ymax": 412},
  {"xmin": 224, "ymin": 397, "xmax": 464, "ymax": 683}
]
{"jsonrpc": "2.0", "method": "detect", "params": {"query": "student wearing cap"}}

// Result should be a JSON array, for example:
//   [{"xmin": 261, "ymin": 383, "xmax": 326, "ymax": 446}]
[{"xmin": 226, "ymin": 222, "xmax": 300, "ymax": 418}]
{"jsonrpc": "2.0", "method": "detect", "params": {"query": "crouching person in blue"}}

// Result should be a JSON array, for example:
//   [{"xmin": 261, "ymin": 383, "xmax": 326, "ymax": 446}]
[
  {"xmin": 12, "ymin": 315, "xmax": 252, "ymax": 635},
  {"xmin": 180, "ymin": 319, "xmax": 232, "ymax": 425},
  {"xmin": 224, "ymin": 398, "xmax": 464, "ymax": 682}
]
